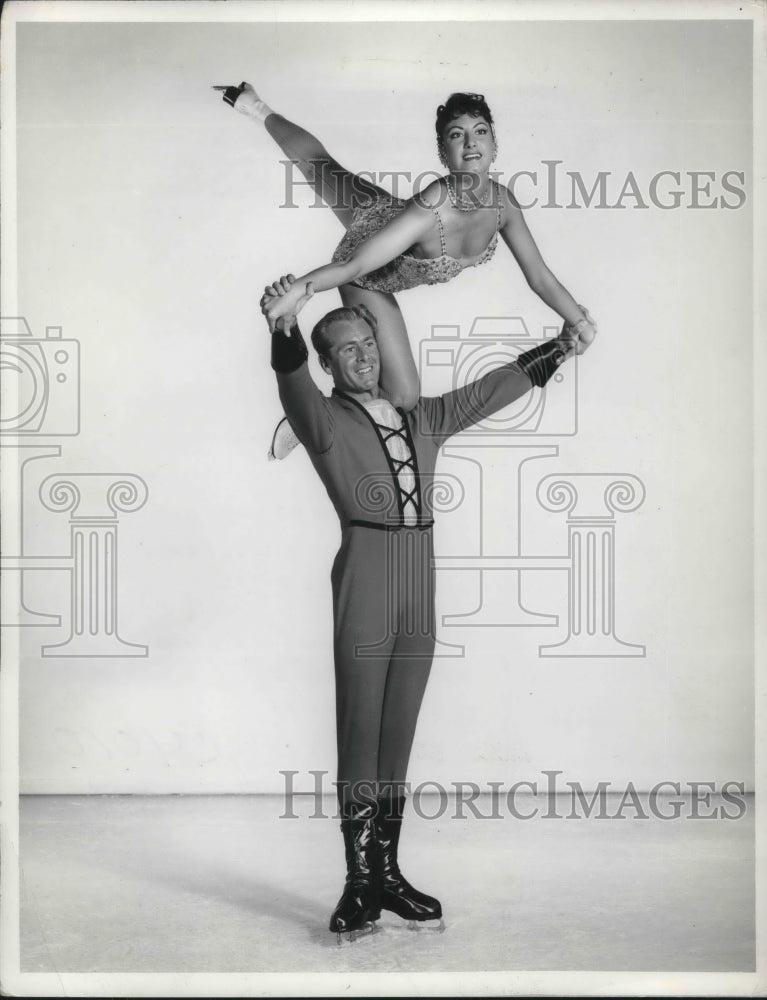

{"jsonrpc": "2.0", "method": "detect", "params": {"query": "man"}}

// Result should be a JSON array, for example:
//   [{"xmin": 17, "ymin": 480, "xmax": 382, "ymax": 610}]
[{"xmin": 261, "ymin": 275, "xmax": 592, "ymax": 940}]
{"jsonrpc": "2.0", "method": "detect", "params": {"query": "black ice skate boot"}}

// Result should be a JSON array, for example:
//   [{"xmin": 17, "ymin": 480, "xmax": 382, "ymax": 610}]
[
  {"xmin": 212, "ymin": 81, "xmax": 274, "ymax": 123},
  {"xmin": 376, "ymin": 794, "xmax": 444, "ymax": 931},
  {"xmin": 329, "ymin": 801, "xmax": 381, "ymax": 943}
]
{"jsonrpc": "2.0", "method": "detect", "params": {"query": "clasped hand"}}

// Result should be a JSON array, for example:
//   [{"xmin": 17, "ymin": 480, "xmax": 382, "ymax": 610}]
[
  {"xmin": 260, "ymin": 275, "xmax": 314, "ymax": 335},
  {"xmin": 564, "ymin": 306, "xmax": 598, "ymax": 356}
]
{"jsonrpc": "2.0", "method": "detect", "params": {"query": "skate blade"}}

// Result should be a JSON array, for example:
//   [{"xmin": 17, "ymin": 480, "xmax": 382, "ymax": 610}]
[
  {"xmin": 336, "ymin": 920, "xmax": 381, "ymax": 946},
  {"xmin": 267, "ymin": 417, "xmax": 301, "ymax": 461},
  {"xmin": 407, "ymin": 917, "xmax": 446, "ymax": 933}
]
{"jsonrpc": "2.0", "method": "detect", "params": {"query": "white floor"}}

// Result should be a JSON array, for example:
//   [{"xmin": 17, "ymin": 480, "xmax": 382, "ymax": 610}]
[{"xmin": 18, "ymin": 794, "xmax": 754, "ymax": 974}]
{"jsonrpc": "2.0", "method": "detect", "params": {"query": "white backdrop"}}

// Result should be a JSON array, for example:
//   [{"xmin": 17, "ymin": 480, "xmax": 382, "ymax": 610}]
[{"xmin": 6, "ymin": 10, "xmax": 754, "ymax": 793}]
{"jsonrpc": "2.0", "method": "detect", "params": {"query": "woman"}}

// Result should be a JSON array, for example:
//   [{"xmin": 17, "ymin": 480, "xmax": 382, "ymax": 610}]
[{"xmin": 223, "ymin": 85, "xmax": 596, "ymax": 453}]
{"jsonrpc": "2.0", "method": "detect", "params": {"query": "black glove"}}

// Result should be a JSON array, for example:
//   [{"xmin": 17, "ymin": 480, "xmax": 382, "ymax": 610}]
[{"xmin": 271, "ymin": 322, "xmax": 308, "ymax": 374}]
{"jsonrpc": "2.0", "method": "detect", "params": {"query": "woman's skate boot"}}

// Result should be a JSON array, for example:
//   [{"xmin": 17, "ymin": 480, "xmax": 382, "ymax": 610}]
[{"xmin": 214, "ymin": 81, "xmax": 274, "ymax": 123}]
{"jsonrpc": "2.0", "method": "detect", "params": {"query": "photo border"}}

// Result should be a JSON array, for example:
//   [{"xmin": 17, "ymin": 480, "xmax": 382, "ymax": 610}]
[{"xmin": 1, "ymin": 0, "xmax": 764, "ymax": 996}]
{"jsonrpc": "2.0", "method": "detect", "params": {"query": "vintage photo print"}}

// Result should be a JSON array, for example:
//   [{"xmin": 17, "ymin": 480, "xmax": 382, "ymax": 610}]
[{"xmin": 1, "ymin": 0, "xmax": 764, "ymax": 996}]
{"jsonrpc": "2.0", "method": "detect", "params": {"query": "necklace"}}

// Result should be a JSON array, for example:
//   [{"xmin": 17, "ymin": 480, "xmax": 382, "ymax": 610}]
[{"xmin": 447, "ymin": 174, "xmax": 492, "ymax": 212}]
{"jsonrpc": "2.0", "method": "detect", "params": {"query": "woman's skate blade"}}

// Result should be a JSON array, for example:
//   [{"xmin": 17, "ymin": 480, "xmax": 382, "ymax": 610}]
[
  {"xmin": 268, "ymin": 417, "xmax": 301, "ymax": 461},
  {"xmin": 212, "ymin": 82, "xmax": 248, "ymax": 107}
]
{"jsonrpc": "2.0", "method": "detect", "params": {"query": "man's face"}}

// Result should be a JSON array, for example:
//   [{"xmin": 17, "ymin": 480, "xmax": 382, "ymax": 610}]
[{"xmin": 319, "ymin": 317, "xmax": 380, "ymax": 396}]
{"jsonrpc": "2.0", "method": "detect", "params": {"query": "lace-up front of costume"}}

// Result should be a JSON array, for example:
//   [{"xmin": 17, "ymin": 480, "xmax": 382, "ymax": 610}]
[{"xmin": 361, "ymin": 398, "xmax": 419, "ymax": 526}]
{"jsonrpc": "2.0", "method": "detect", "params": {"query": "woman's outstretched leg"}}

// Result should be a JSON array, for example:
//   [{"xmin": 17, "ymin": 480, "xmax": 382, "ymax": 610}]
[
  {"xmin": 232, "ymin": 83, "xmax": 388, "ymax": 228},
  {"xmin": 230, "ymin": 86, "xmax": 419, "ymax": 437}
]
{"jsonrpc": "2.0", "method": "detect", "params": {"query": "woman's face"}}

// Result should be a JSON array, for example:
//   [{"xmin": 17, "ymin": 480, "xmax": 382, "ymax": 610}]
[{"xmin": 441, "ymin": 113, "xmax": 495, "ymax": 174}]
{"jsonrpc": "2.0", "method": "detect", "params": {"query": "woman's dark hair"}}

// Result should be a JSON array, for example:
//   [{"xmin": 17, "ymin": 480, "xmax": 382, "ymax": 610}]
[
  {"xmin": 435, "ymin": 92, "xmax": 495, "ymax": 161},
  {"xmin": 311, "ymin": 303, "xmax": 378, "ymax": 356}
]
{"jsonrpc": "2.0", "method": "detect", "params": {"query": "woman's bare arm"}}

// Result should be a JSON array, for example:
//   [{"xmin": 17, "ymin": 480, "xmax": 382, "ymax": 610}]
[
  {"xmin": 263, "ymin": 196, "xmax": 437, "ymax": 323},
  {"xmin": 499, "ymin": 186, "xmax": 590, "ymax": 329}
]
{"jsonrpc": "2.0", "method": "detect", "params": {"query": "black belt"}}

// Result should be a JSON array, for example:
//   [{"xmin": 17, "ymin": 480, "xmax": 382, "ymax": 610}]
[{"xmin": 348, "ymin": 519, "xmax": 434, "ymax": 532}]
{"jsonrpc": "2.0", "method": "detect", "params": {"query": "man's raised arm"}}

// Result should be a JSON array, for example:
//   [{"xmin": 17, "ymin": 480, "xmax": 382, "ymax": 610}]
[{"xmin": 262, "ymin": 276, "xmax": 334, "ymax": 455}]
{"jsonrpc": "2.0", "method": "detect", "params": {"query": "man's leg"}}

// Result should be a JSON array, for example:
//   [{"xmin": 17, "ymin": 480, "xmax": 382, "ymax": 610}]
[
  {"xmin": 375, "ymin": 530, "xmax": 443, "ymax": 925},
  {"xmin": 328, "ymin": 527, "xmax": 397, "ymax": 936},
  {"xmin": 332, "ymin": 527, "xmax": 400, "ymax": 808},
  {"xmin": 376, "ymin": 641, "xmax": 434, "ymax": 795},
  {"xmin": 334, "ymin": 654, "xmax": 390, "ymax": 809},
  {"xmin": 377, "ymin": 526, "xmax": 436, "ymax": 789}
]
